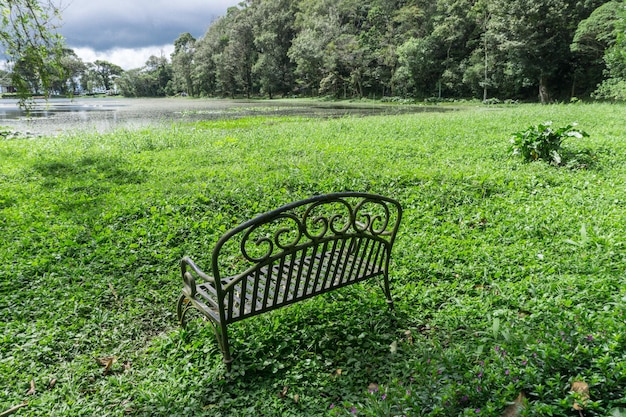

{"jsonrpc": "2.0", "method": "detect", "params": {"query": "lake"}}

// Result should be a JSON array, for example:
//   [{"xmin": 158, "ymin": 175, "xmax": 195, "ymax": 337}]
[{"xmin": 0, "ymin": 97, "xmax": 452, "ymax": 136}]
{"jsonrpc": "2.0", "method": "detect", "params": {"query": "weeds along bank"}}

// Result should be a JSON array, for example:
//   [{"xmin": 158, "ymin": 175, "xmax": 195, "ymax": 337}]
[{"xmin": 1, "ymin": 103, "xmax": 626, "ymax": 416}]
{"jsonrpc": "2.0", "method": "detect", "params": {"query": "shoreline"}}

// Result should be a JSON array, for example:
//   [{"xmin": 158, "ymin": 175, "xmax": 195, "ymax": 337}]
[{"xmin": 0, "ymin": 97, "xmax": 454, "ymax": 137}]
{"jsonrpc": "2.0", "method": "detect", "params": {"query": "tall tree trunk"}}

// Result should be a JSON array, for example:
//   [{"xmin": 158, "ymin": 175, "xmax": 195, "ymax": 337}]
[
  {"xmin": 539, "ymin": 74, "xmax": 550, "ymax": 104},
  {"xmin": 483, "ymin": 31, "xmax": 488, "ymax": 102}
]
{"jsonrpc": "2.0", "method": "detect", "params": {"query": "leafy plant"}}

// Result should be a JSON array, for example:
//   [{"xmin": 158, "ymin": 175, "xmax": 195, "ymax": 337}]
[{"xmin": 510, "ymin": 121, "xmax": 589, "ymax": 165}]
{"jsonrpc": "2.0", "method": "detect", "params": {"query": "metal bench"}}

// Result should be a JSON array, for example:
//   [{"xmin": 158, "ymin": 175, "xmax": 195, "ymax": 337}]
[{"xmin": 177, "ymin": 192, "xmax": 402, "ymax": 368}]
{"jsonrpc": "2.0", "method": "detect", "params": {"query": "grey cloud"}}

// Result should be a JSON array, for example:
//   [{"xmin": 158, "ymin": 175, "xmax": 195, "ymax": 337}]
[{"xmin": 60, "ymin": 0, "xmax": 239, "ymax": 51}]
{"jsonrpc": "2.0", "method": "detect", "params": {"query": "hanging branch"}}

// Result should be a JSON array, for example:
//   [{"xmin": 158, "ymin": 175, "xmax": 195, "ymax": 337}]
[{"xmin": 0, "ymin": 0, "xmax": 66, "ymax": 108}]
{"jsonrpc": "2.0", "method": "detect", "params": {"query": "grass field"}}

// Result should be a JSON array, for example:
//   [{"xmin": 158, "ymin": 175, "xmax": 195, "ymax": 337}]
[{"xmin": 1, "ymin": 102, "xmax": 626, "ymax": 416}]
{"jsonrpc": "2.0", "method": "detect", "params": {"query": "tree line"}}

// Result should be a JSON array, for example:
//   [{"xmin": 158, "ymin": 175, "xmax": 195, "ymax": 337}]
[
  {"xmin": 3, "ymin": 0, "xmax": 626, "ymax": 104},
  {"xmin": 124, "ymin": 0, "xmax": 626, "ymax": 102}
]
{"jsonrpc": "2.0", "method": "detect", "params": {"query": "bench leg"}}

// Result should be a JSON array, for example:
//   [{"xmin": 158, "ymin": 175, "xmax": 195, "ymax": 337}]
[
  {"xmin": 177, "ymin": 294, "xmax": 233, "ymax": 369},
  {"xmin": 177, "ymin": 294, "xmax": 192, "ymax": 327},
  {"xmin": 381, "ymin": 273, "xmax": 394, "ymax": 310},
  {"xmin": 214, "ymin": 323, "xmax": 233, "ymax": 370}
]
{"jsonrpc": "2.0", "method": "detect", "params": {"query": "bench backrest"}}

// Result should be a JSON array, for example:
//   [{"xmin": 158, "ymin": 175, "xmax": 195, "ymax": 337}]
[{"xmin": 210, "ymin": 192, "xmax": 402, "ymax": 324}]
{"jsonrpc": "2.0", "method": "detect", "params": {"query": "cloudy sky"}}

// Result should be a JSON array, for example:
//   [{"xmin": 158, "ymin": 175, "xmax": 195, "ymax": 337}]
[{"xmin": 59, "ymin": 0, "xmax": 241, "ymax": 70}]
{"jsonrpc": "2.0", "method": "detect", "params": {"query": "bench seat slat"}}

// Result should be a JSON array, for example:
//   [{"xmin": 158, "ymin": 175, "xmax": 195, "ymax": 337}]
[{"xmin": 193, "ymin": 241, "xmax": 387, "ymax": 323}]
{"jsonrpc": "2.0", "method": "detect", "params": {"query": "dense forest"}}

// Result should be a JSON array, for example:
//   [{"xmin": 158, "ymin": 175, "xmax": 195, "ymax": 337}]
[
  {"xmin": 148, "ymin": 0, "xmax": 626, "ymax": 102},
  {"xmin": 20, "ymin": 0, "xmax": 626, "ymax": 103}
]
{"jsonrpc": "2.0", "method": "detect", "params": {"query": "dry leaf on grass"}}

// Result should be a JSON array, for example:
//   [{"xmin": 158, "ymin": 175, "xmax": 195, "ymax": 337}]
[
  {"xmin": 277, "ymin": 386, "xmax": 289, "ymax": 399},
  {"xmin": 571, "ymin": 381, "xmax": 590, "ymax": 411},
  {"xmin": 95, "ymin": 356, "xmax": 117, "ymax": 375},
  {"xmin": 500, "ymin": 392, "xmax": 526, "ymax": 417},
  {"xmin": 108, "ymin": 282, "xmax": 118, "ymax": 299},
  {"xmin": 26, "ymin": 380, "xmax": 35, "ymax": 396},
  {"xmin": 368, "ymin": 383, "xmax": 379, "ymax": 393}
]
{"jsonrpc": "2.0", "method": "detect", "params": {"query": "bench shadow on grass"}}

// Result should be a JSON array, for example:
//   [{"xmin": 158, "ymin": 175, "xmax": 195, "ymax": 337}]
[{"xmin": 179, "ymin": 283, "xmax": 412, "ymax": 413}]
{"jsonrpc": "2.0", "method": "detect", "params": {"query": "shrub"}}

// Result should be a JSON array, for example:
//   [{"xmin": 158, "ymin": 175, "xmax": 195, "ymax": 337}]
[
  {"xmin": 593, "ymin": 78, "xmax": 626, "ymax": 101},
  {"xmin": 483, "ymin": 98, "xmax": 501, "ymax": 105},
  {"xmin": 510, "ymin": 121, "xmax": 589, "ymax": 165}
]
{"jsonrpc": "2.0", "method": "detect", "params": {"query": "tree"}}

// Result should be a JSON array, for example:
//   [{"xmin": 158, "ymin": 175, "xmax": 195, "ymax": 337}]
[
  {"xmin": 320, "ymin": 32, "xmax": 366, "ymax": 98},
  {"xmin": 80, "ymin": 63, "xmax": 100, "ymax": 94},
  {"xmin": 431, "ymin": 0, "xmax": 477, "ymax": 99},
  {"xmin": 289, "ymin": 2, "xmax": 341, "ymax": 95},
  {"xmin": 395, "ymin": 36, "xmax": 438, "ymax": 97},
  {"xmin": 572, "ymin": 1, "xmax": 621, "ymax": 57},
  {"xmin": 0, "ymin": 0, "xmax": 65, "ymax": 106},
  {"xmin": 117, "ymin": 55, "xmax": 171, "ymax": 97},
  {"xmin": 93, "ymin": 60, "xmax": 123, "ymax": 92},
  {"xmin": 215, "ymin": 5, "xmax": 256, "ymax": 98},
  {"xmin": 289, "ymin": 0, "xmax": 375, "ymax": 98},
  {"xmin": 593, "ymin": 0, "xmax": 626, "ymax": 100},
  {"xmin": 362, "ymin": 1, "xmax": 416, "ymax": 97},
  {"xmin": 50, "ymin": 48, "xmax": 86, "ymax": 95},
  {"xmin": 192, "ymin": 16, "xmax": 228, "ymax": 96},
  {"xmin": 484, "ymin": 0, "xmax": 608, "ymax": 103},
  {"xmin": 171, "ymin": 32, "xmax": 196, "ymax": 95},
  {"xmin": 251, "ymin": 0, "xmax": 296, "ymax": 98},
  {"xmin": 145, "ymin": 54, "xmax": 172, "ymax": 95},
  {"xmin": 115, "ymin": 68, "xmax": 140, "ymax": 97},
  {"xmin": 571, "ymin": 1, "xmax": 624, "ymax": 97}
]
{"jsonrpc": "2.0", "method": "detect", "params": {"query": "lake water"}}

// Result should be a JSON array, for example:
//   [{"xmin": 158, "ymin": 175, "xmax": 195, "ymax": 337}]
[{"xmin": 0, "ymin": 97, "xmax": 451, "ymax": 136}]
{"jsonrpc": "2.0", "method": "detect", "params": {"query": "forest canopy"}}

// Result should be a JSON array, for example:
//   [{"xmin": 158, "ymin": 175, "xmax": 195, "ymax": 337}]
[
  {"xmin": 166, "ymin": 0, "xmax": 624, "ymax": 102},
  {"xmin": 3, "ymin": 0, "xmax": 626, "ymax": 103},
  {"xmin": 175, "ymin": 0, "xmax": 625, "ymax": 102}
]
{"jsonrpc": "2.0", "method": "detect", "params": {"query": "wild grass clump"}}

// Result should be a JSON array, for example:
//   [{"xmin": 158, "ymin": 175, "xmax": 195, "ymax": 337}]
[{"xmin": 1, "ymin": 103, "xmax": 626, "ymax": 416}]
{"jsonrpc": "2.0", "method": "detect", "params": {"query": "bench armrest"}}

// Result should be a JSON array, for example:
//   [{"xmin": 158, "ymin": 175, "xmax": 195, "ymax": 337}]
[{"xmin": 181, "ymin": 256, "xmax": 215, "ymax": 298}]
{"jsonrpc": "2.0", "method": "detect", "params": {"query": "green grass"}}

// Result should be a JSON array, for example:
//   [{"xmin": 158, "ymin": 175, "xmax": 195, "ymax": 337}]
[{"xmin": 1, "ymin": 102, "xmax": 626, "ymax": 416}]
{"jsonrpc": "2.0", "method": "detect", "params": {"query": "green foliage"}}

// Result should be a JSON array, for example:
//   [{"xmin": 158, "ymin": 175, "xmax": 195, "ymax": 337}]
[
  {"xmin": 571, "ymin": 1, "xmax": 622, "ymax": 58},
  {"xmin": 1, "ymin": 102, "xmax": 626, "ymax": 416},
  {"xmin": 171, "ymin": 0, "xmax": 616, "ymax": 101},
  {"xmin": 171, "ymin": 33, "xmax": 196, "ymax": 96},
  {"xmin": 510, "ymin": 121, "xmax": 589, "ymax": 165},
  {"xmin": 0, "ymin": 0, "xmax": 66, "ymax": 107},
  {"xmin": 117, "ymin": 56, "xmax": 172, "ymax": 97},
  {"xmin": 593, "ymin": 2, "xmax": 626, "ymax": 100},
  {"xmin": 93, "ymin": 60, "xmax": 124, "ymax": 91},
  {"xmin": 593, "ymin": 78, "xmax": 626, "ymax": 101}
]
